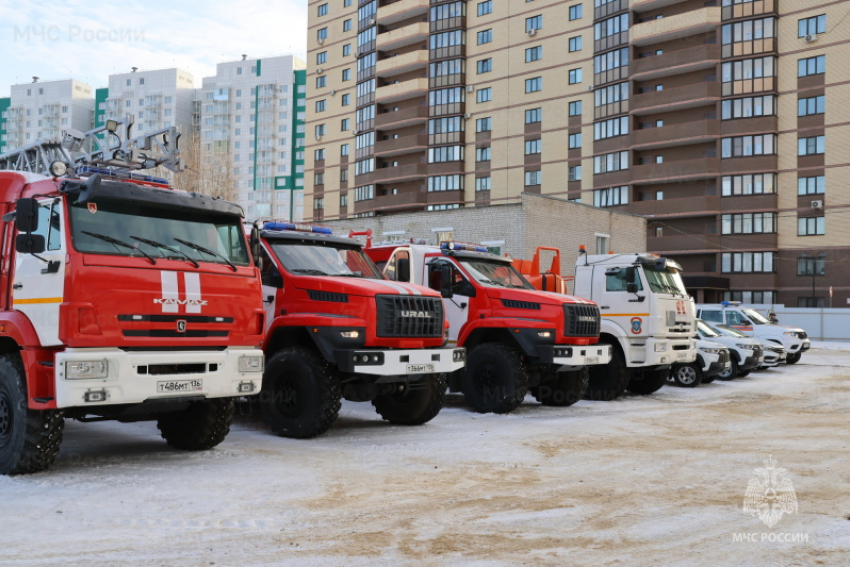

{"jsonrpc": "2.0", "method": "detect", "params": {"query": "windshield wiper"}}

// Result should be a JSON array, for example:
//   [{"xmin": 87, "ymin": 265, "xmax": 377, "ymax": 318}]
[
  {"xmin": 331, "ymin": 272, "xmax": 364, "ymax": 278},
  {"xmin": 81, "ymin": 231, "xmax": 156, "ymax": 265},
  {"xmin": 290, "ymin": 268, "xmax": 330, "ymax": 276},
  {"xmin": 478, "ymin": 278, "xmax": 510, "ymax": 288},
  {"xmin": 174, "ymin": 238, "xmax": 237, "ymax": 272},
  {"xmin": 130, "ymin": 235, "xmax": 200, "ymax": 268}
]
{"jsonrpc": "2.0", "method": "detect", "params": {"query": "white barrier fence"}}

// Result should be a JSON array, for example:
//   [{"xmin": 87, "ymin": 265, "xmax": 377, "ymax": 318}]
[{"xmin": 746, "ymin": 305, "xmax": 850, "ymax": 341}]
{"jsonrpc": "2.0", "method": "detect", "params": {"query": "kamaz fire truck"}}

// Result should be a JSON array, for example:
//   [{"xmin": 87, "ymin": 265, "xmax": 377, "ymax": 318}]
[
  {"xmin": 255, "ymin": 223, "xmax": 465, "ymax": 439},
  {"xmin": 364, "ymin": 240, "xmax": 611, "ymax": 414},
  {"xmin": 0, "ymin": 120, "xmax": 265, "ymax": 475}
]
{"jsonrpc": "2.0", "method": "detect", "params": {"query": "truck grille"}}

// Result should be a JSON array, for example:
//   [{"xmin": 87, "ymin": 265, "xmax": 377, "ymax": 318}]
[
  {"xmin": 307, "ymin": 290, "xmax": 349, "ymax": 303},
  {"xmin": 376, "ymin": 295, "xmax": 443, "ymax": 338},
  {"xmin": 501, "ymin": 299, "xmax": 541, "ymax": 310},
  {"xmin": 564, "ymin": 304, "xmax": 601, "ymax": 338},
  {"xmin": 752, "ymin": 345, "xmax": 763, "ymax": 359}
]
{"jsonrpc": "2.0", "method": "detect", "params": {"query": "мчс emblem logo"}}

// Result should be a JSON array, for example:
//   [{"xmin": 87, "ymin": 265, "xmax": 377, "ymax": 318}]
[
  {"xmin": 630, "ymin": 317, "xmax": 642, "ymax": 334},
  {"xmin": 743, "ymin": 456, "xmax": 798, "ymax": 528}
]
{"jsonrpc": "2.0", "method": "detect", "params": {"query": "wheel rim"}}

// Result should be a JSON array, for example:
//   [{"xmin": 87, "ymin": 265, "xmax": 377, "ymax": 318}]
[
  {"xmin": 274, "ymin": 376, "xmax": 305, "ymax": 418},
  {"xmin": 0, "ymin": 391, "xmax": 13, "ymax": 447},
  {"xmin": 677, "ymin": 366, "xmax": 697, "ymax": 385},
  {"xmin": 719, "ymin": 365, "xmax": 734, "ymax": 379}
]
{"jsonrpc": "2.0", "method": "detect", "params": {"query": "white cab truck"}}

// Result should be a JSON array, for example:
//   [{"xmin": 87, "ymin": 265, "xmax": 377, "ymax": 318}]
[
  {"xmin": 573, "ymin": 253, "xmax": 697, "ymax": 400},
  {"xmin": 696, "ymin": 302, "xmax": 810, "ymax": 364}
]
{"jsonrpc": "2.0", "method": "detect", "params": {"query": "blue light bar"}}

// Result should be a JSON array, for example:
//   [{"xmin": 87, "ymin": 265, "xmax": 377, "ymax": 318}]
[
  {"xmin": 441, "ymin": 241, "xmax": 490, "ymax": 253},
  {"xmin": 263, "ymin": 221, "xmax": 333, "ymax": 235},
  {"xmin": 76, "ymin": 165, "xmax": 169, "ymax": 185}
]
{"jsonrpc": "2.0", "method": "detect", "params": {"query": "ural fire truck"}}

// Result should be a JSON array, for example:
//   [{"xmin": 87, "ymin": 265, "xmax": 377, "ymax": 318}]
[
  {"xmin": 514, "ymin": 247, "xmax": 697, "ymax": 400},
  {"xmin": 0, "ymin": 121, "xmax": 265, "ymax": 475},
  {"xmin": 364, "ymin": 240, "xmax": 611, "ymax": 414},
  {"xmin": 255, "ymin": 223, "xmax": 465, "ymax": 439}
]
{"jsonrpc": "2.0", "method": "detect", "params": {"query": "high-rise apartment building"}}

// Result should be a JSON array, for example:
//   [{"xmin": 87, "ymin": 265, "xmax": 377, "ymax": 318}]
[
  {"xmin": 306, "ymin": 0, "xmax": 850, "ymax": 308},
  {"xmin": 200, "ymin": 56, "xmax": 308, "ymax": 221},
  {"xmin": 0, "ymin": 97, "xmax": 10, "ymax": 153},
  {"xmin": 1, "ymin": 79, "xmax": 94, "ymax": 150}
]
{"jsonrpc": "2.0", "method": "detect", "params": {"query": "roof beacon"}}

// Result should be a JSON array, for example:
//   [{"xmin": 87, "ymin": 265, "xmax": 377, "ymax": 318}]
[
  {"xmin": 440, "ymin": 241, "xmax": 489, "ymax": 253},
  {"xmin": 263, "ymin": 221, "xmax": 333, "ymax": 235}
]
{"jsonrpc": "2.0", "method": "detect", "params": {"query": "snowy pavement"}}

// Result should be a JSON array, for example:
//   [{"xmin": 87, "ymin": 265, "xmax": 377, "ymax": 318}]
[{"xmin": 2, "ymin": 348, "xmax": 849, "ymax": 566}]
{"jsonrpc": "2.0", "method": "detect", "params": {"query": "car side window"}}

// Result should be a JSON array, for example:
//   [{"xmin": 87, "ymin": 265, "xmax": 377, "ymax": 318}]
[
  {"xmin": 46, "ymin": 202, "xmax": 62, "ymax": 251},
  {"xmin": 385, "ymin": 250, "xmax": 409, "ymax": 282},
  {"xmin": 259, "ymin": 247, "xmax": 282, "ymax": 288},
  {"xmin": 606, "ymin": 271, "xmax": 643, "ymax": 292},
  {"xmin": 700, "ymin": 310, "xmax": 723, "ymax": 323},
  {"xmin": 727, "ymin": 311, "xmax": 748, "ymax": 325}
]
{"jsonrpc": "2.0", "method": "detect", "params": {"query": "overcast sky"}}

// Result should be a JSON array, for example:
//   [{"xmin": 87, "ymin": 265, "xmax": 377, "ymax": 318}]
[{"xmin": 0, "ymin": 0, "xmax": 308, "ymax": 95}]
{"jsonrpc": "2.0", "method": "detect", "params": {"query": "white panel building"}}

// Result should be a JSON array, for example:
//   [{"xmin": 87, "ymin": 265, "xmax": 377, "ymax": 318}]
[
  {"xmin": 3, "ymin": 79, "xmax": 94, "ymax": 149},
  {"xmin": 101, "ymin": 68, "xmax": 196, "ymax": 135}
]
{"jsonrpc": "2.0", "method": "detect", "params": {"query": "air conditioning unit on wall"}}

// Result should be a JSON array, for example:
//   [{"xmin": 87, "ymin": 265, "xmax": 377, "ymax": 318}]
[
  {"xmin": 805, "ymin": 34, "xmax": 818, "ymax": 43},
  {"xmin": 811, "ymin": 200, "xmax": 823, "ymax": 209}
]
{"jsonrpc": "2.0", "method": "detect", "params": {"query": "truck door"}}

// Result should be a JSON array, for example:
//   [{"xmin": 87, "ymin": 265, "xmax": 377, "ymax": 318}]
[
  {"xmin": 595, "ymin": 265, "xmax": 645, "ymax": 335},
  {"xmin": 12, "ymin": 198, "xmax": 65, "ymax": 346},
  {"xmin": 259, "ymin": 245, "xmax": 282, "ymax": 328},
  {"xmin": 426, "ymin": 259, "xmax": 471, "ymax": 344}
]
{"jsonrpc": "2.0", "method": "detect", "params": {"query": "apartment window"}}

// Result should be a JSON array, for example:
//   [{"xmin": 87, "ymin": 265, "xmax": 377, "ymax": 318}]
[
  {"xmin": 721, "ymin": 17, "xmax": 777, "ymax": 56},
  {"xmin": 594, "ymin": 151, "xmax": 629, "ymax": 174},
  {"xmin": 428, "ymin": 175, "xmax": 463, "ymax": 192},
  {"xmin": 430, "ymin": 2, "xmax": 466, "ymax": 23},
  {"xmin": 476, "ymin": 117, "xmax": 491, "ymax": 132},
  {"xmin": 798, "ymin": 95, "xmax": 825, "ymax": 117},
  {"xmin": 594, "ymin": 82, "xmax": 628, "ymax": 107},
  {"xmin": 595, "ymin": 14, "xmax": 628, "ymax": 40},
  {"xmin": 340, "ymin": 169, "xmax": 348, "ymax": 183},
  {"xmin": 342, "ymin": 68, "xmax": 351, "ymax": 81},
  {"xmin": 315, "ymin": 148, "xmax": 326, "ymax": 161},
  {"xmin": 354, "ymin": 185, "xmax": 374, "ymax": 201},
  {"xmin": 315, "ymin": 124, "xmax": 326, "ymax": 137},
  {"xmin": 355, "ymin": 132, "xmax": 375, "ymax": 152},
  {"xmin": 569, "ymin": 4, "xmax": 582, "ymax": 20},
  {"xmin": 594, "ymin": 186, "xmax": 628, "ymax": 208},
  {"xmin": 429, "ymin": 116, "xmax": 464, "ymax": 134},
  {"xmin": 525, "ymin": 170, "xmax": 542, "ymax": 186},
  {"xmin": 721, "ymin": 134, "xmax": 777, "ymax": 158},
  {"xmin": 428, "ymin": 145, "xmax": 464, "ymax": 163},
  {"xmin": 568, "ymin": 133, "xmax": 582, "ymax": 149},
  {"xmin": 721, "ymin": 173, "xmax": 777, "ymax": 196},
  {"xmin": 525, "ymin": 77, "xmax": 542, "ymax": 93},
  {"xmin": 569, "ymin": 101, "xmax": 582, "ymax": 116},
  {"xmin": 427, "ymin": 204, "xmax": 462, "ymax": 212},
  {"xmin": 722, "ymin": 95, "xmax": 776, "ymax": 119},
  {"xmin": 569, "ymin": 36, "xmax": 583, "ymax": 52},
  {"xmin": 569, "ymin": 166, "xmax": 582, "ymax": 182},
  {"xmin": 475, "ymin": 177, "xmax": 491, "ymax": 191},
  {"xmin": 568, "ymin": 68, "xmax": 583, "ymax": 84},
  {"xmin": 721, "ymin": 56, "xmax": 776, "ymax": 95},
  {"xmin": 525, "ymin": 46, "xmax": 542, "ymax": 63},
  {"xmin": 313, "ymin": 198, "xmax": 325, "ymax": 211},
  {"xmin": 477, "ymin": 29, "xmax": 492, "ymax": 45},
  {"xmin": 477, "ymin": 58, "xmax": 492, "ymax": 74},
  {"xmin": 594, "ymin": 116, "xmax": 629, "ymax": 140},
  {"xmin": 341, "ymin": 94, "xmax": 351, "ymax": 106},
  {"xmin": 721, "ymin": 252, "xmax": 775, "ymax": 273},
  {"xmin": 343, "ymin": 19, "xmax": 352, "ymax": 32},
  {"xmin": 430, "ymin": 29, "xmax": 464, "ymax": 50},
  {"xmin": 316, "ymin": 76, "xmax": 327, "ymax": 88},
  {"xmin": 798, "ymin": 216, "xmax": 825, "ymax": 236},
  {"xmin": 341, "ymin": 144, "xmax": 349, "ymax": 156},
  {"xmin": 343, "ymin": 44, "xmax": 351, "ymax": 56},
  {"xmin": 724, "ymin": 290, "xmax": 775, "ymax": 305},
  {"xmin": 477, "ymin": 0, "xmax": 492, "ymax": 16},
  {"xmin": 721, "ymin": 213, "xmax": 777, "ymax": 235},
  {"xmin": 594, "ymin": 48, "xmax": 629, "ymax": 74},
  {"xmin": 315, "ymin": 100, "xmax": 326, "ymax": 112},
  {"xmin": 525, "ymin": 139, "xmax": 541, "ymax": 155},
  {"xmin": 798, "ymin": 55, "xmax": 825, "ymax": 77},
  {"xmin": 797, "ymin": 254, "xmax": 826, "ymax": 276},
  {"xmin": 526, "ymin": 15, "xmax": 542, "ymax": 32},
  {"xmin": 798, "ymin": 136, "xmax": 825, "ymax": 156},
  {"xmin": 798, "ymin": 15, "xmax": 826, "ymax": 37},
  {"xmin": 341, "ymin": 118, "xmax": 350, "ymax": 131},
  {"xmin": 477, "ymin": 88, "xmax": 492, "ymax": 103},
  {"xmin": 314, "ymin": 173, "xmax": 325, "ymax": 186},
  {"xmin": 318, "ymin": 28, "xmax": 328, "ymax": 41},
  {"xmin": 355, "ymin": 158, "xmax": 374, "ymax": 176},
  {"xmin": 476, "ymin": 146, "xmax": 491, "ymax": 162},
  {"xmin": 798, "ymin": 175, "xmax": 825, "ymax": 195},
  {"xmin": 344, "ymin": 0, "xmax": 351, "ymax": 6},
  {"xmin": 525, "ymin": 108, "xmax": 542, "ymax": 124},
  {"xmin": 317, "ymin": 52, "xmax": 328, "ymax": 65},
  {"xmin": 317, "ymin": 3, "xmax": 328, "ymax": 16}
]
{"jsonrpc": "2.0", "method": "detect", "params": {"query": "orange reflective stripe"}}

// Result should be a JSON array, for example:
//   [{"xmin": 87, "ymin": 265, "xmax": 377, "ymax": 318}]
[{"xmin": 13, "ymin": 297, "xmax": 63, "ymax": 305}]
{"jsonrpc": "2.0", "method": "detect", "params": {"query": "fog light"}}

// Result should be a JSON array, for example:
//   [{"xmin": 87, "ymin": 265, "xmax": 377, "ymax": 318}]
[
  {"xmin": 66, "ymin": 360, "xmax": 108, "ymax": 380},
  {"xmin": 238, "ymin": 381, "xmax": 256, "ymax": 393},
  {"xmin": 654, "ymin": 343, "xmax": 668, "ymax": 352},
  {"xmin": 538, "ymin": 331, "xmax": 552, "ymax": 338},
  {"xmin": 238, "ymin": 356, "xmax": 264, "ymax": 372},
  {"xmin": 340, "ymin": 331, "xmax": 360, "ymax": 338},
  {"xmin": 84, "ymin": 389, "xmax": 107, "ymax": 403}
]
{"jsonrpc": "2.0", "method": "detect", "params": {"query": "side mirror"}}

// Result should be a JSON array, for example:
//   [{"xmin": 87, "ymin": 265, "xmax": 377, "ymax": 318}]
[
  {"xmin": 396, "ymin": 258, "xmax": 410, "ymax": 283},
  {"xmin": 250, "ymin": 225, "xmax": 262, "ymax": 269},
  {"xmin": 14, "ymin": 198, "xmax": 40, "ymax": 233},
  {"xmin": 76, "ymin": 174, "xmax": 101, "ymax": 204},
  {"xmin": 627, "ymin": 282, "xmax": 638, "ymax": 294},
  {"xmin": 440, "ymin": 264, "xmax": 454, "ymax": 299},
  {"xmin": 16, "ymin": 233, "xmax": 46, "ymax": 255},
  {"xmin": 624, "ymin": 267, "xmax": 636, "ymax": 283}
]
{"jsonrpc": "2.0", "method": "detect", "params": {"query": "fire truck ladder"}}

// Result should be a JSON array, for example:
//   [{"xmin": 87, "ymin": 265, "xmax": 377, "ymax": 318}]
[{"xmin": 0, "ymin": 117, "xmax": 183, "ymax": 176}]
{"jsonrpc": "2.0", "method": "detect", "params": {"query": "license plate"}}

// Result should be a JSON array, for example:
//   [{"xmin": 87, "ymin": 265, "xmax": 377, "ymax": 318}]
[
  {"xmin": 157, "ymin": 379, "xmax": 203, "ymax": 393},
  {"xmin": 585, "ymin": 356, "xmax": 600, "ymax": 365},
  {"xmin": 407, "ymin": 363, "xmax": 435, "ymax": 374}
]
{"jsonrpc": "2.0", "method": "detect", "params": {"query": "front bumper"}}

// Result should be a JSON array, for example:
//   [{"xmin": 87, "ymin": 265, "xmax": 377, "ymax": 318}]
[
  {"xmin": 784, "ymin": 339, "xmax": 811, "ymax": 353},
  {"xmin": 741, "ymin": 353, "xmax": 765, "ymax": 371},
  {"xmin": 627, "ymin": 337, "xmax": 696, "ymax": 367},
  {"xmin": 762, "ymin": 350, "xmax": 787, "ymax": 367},
  {"xmin": 705, "ymin": 358, "xmax": 731, "ymax": 378},
  {"xmin": 54, "ymin": 347, "xmax": 265, "ymax": 409},
  {"xmin": 335, "ymin": 347, "xmax": 466, "ymax": 376},
  {"xmin": 540, "ymin": 344, "xmax": 612, "ymax": 368}
]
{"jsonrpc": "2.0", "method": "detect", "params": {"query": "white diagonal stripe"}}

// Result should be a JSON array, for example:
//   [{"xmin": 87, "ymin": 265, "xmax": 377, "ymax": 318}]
[
  {"xmin": 160, "ymin": 271, "xmax": 179, "ymax": 313},
  {"xmin": 184, "ymin": 272, "xmax": 202, "ymax": 314},
  {"xmin": 370, "ymin": 280, "xmax": 409, "ymax": 295}
]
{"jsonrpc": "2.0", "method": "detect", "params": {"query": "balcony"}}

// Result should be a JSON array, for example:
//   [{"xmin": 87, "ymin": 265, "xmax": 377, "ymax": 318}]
[
  {"xmin": 372, "ymin": 163, "xmax": 428, "ymax": 183},
  {"xmin": 372, "ymin": 189, "xmax": 428, "ymax": 211},
  {"xmin": 631, "ymin": 44, "xmax": 721, "ymax": 81},
  {"xmin": 627, "ymin": 195, "xmax": 720, "ymax": 217},
  {"xmin": 376, "ymin": 78, "xmax": 428, "ymax": 103},
  {"xmin": 631, "ymin": 82, "xmax": 721, "ymax": 115},
  {"xmin": 375, "ymin": 134, "xmax": 428, "ymax": 157},
  {"xmin": 631, "ymin": 157, "xmax": 721, "ymax": 185},
  {"xmin": 377, "ymin": 22, "xmax": 429, "ymax": 51},
  {"xmin": 632, "ymin": 120, "xmax": 720, "ymax": 150},
  {"xmin": 648, "ymin": 233, "xmax": 721, "ymax": 253},
  {"xmin": 376, "ymin": 50, "xmax": 429, "ymax": 78},
  {"xmin": 377, "ymin": 0, "xmax": 429, "ymax": 26},
  {"xmin": 375, "ymin": 105, "xmax": 429, "ymax": 129},
  {"xmin": 632, "ymin": 0, "xmax": 690, "ymax": 13},
  {"xmin": 631, "ymin": 7, "xmax": 722, "ymax": 46}
]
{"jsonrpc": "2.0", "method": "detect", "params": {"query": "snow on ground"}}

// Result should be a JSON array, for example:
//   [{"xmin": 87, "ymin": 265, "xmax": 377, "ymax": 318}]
[
  {"xmin": 809, "ymin": 340, "xmax": 850, "ymax": 351},
  {"xmin": 2, "ymin": 349, "xmax": 850, "ymax": 566}
]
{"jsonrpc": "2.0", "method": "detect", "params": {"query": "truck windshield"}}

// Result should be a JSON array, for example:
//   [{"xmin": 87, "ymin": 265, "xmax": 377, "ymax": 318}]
[
  {"xmin": 714, "ymin": 324, "xmax": 748, "ymax": 338},
  {"xmin": 458, "ymin": 259, "xmax": 533, "ymax": 289},
  {"xmin": 643, "ymin": 266, "xmax": 688, "ymax": 296},
  {"xmin": 697, "ymin": 320, "xmax": 721, "ymax": 338},
  {"xmin": 742, "ymin": 308, "xmax": 770, "ymax": 325},
  {"xmin": 68, "ymin": 198, "xmax": 249, "ymax": 266},
  {"xmin": 269, "ymin": 241, "xmax": 384, "ymax": 279}
]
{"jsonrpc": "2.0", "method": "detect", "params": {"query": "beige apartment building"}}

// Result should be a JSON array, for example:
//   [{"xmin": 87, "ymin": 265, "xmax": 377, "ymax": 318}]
[{"xmin": 306, "ymin": 0, "xmax": 850, "ymax": 308}]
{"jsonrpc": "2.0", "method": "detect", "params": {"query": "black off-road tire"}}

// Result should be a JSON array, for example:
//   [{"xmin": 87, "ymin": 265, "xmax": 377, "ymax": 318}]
[
  {"xmin": 533, "ymin": 367, "xmax": 589, "ymax": 407},
  {"xmin": 461, "ymin": 343, "xmax": 528, "ymax": 414},
  {"xmin": 671, "ymin": 363, "xmax": 703, "ymax": 388},
  {"xmin": 786, "ymin": 352, "xmax": 802, "ymax": 365},
  {"xmin": 585, "ymin": 344, "xmax": 629, "ymax": 401},
  {"xmin": 738, "ymin": 369, "xmax": 751, "ymax": 378},
  {"xmin": 627, "ymin": 367, "xmax": 668, "ymax": 395},
  {"xmin": 701, "ymin": 374, "xmax": 717, "ymax": 384},
  {"xmin": 260, "ymin": 347, "xmax": 341, "ymax": 438},
  {"xmin": 717, "ymin": 357, "xmax": 739, "ymax": 380},
  {"xmin": 372, "ymin": 374, "xmax": 446, "ymax": 425},
  {"xmin": 157, "ymin": 398, "xmax": 235, "ymax": 450},
  {"xmin": 0, "ymin": 354, "xmax": 65, "ymax": 475}
]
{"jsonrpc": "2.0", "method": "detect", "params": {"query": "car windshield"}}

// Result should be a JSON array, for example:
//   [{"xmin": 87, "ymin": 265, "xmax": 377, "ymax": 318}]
[
  {"xmin": 742, "ymin": 308, "xmax": 770, "ymax": 325},
  {"xmin": 458, "ymin": 259, "xmax": 534, "ymax": 289},
  {"xmin": 697, "ymin": 320, "xmax": 721, "ymax": 337},
  {"xmin": 68, "ymin": 197, "xmax": 249, "ymax": 266},
  {"xmin": 714, "ymin": 324, "xmax": 748, "ymax": 338},
  {"xmin": 269, "ymin": 241, "xmax": 384, "ymax": 279},
  {"xmin": 643, "ymin": 266, "xmax": 688, "ymax": 296}
]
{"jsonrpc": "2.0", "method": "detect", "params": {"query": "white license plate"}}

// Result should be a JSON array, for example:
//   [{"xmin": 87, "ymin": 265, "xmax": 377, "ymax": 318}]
[
  {"xmin": 585, "ymin": 356, "xmax": 600, "ymax": 365},
  {"xmin": 157, "ymin": 379, "xmax": 203, "ymax": 393},
  {"xmin": 407, "ymin": 363, "xmax": 435, "ymax": 374}
]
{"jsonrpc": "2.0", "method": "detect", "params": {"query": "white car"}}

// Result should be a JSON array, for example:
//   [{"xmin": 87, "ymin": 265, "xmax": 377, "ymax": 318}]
[
  {"xmin": 669, "ymin": 338, "xmax": 730, "ymax": 387},
  {"xmin": 696, "ymin": 320, "xmax": 764, "ymax": 380},
  {"xmin": 696, "ymin": 302, "xmax": 810, "ymax": 364},
  {"xmin": 759, "ymin": 342, "xmax": 787, "ymax": 368}
]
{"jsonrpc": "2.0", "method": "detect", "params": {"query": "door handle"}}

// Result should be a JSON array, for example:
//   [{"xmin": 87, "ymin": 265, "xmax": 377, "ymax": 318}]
[
  {"xmin": 600, "ymin": 305, "xmax": 610, "ymax": 309},
  {"xmin": 12, "ymin": 283, "xmax": 22, "ymax": 290},
  {"xmin": 263, "ymin": 295, "xmax": 274, "ymax": 304}
]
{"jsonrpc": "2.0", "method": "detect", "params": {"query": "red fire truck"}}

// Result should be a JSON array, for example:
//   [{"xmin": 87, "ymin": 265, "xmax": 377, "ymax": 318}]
[{"xmin": 0, "ymin": 123, "xmax": 265, "ymax": 475}]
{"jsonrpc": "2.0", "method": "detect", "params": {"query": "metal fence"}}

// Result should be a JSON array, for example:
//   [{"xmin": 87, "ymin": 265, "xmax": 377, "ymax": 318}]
[{"xmin": 747, "ymin": 305, "xmax": 850, "ymax": 341}]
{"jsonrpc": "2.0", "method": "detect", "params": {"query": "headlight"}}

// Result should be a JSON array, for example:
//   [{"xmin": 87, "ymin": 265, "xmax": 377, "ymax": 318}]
[
  {"xmin": 783, "ymin": 331, "xmax": 799, "ymax": 337},
  {"xmin": 340, "ymin": 331, "xmax": 360, "ymax": 338},
  {"xmin": 538, "ymin": 331, "xmax": 552, "ymax": 338},
  {"xmin": 238, "ymin": 356, "xmax": 264, "ymax": 372},
  {"xmin": 65, "ymin": 360, "xmax": 108, "ymax": 380},
  {"xmin": 654, "ymin": 343, "xmax": 668, "ymax": 352},
  {"xmin": 700, "ymin": 348, "xmax": 723, "ymax": 354},
  {"xmin": 736, "ymin": 343, "xmax": 754, "ymax": 350}
]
